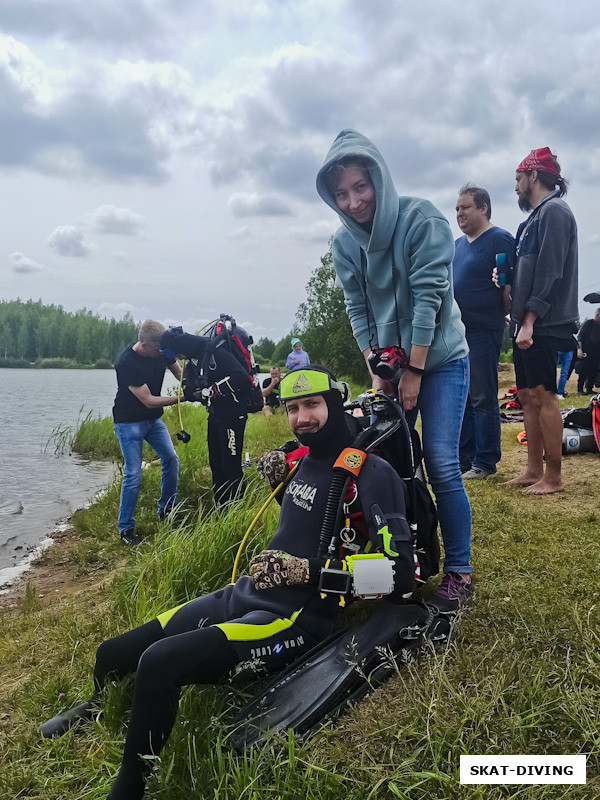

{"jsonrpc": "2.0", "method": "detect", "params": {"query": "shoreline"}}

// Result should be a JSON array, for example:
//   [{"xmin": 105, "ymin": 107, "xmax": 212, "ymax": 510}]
[
  {"xmin": 0, "ymin": 533, "xmax": 56, "ymax": 595},
  {"xmin": 0, "ymin": 486, "xmax": 110, "ymax": 603},
  {"xmin": 0, "ymin": 518, "xmax": 114, "ymax": 614}
]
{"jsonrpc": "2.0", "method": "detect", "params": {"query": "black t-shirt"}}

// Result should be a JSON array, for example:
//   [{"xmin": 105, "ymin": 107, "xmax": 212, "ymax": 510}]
[
  {"xmin": 112, "ymin": 345, "xmax": 173, "ymax": 423},
  {"xmin": 262, "ymin": 377, "xmax": 281, "ymax": 408}
]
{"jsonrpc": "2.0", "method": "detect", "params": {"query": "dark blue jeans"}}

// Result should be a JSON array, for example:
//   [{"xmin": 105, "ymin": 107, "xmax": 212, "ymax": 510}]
[{"xmin": 459, "ymin": 327, "xmax": 503, "ymax": 474}]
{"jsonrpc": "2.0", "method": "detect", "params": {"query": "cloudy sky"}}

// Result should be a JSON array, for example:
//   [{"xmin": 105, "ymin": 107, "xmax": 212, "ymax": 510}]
[{"xmin": 2, "ymin": 0, "xmax": 600, "ymax": 342}]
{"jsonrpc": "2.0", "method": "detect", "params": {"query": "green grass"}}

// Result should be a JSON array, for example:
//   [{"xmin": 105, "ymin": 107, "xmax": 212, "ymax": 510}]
[{"xmin": 1, "ymin": 373, "xmax": 599, "ymax": 799}]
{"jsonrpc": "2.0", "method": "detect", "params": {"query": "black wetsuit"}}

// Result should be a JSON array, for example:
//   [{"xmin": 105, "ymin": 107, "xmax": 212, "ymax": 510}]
[
  {"xmin": 206, "ymin": 348, "xmax": 251, "ymax": 506},
  {"xmin": 100, "ymin": 449, "xmax": 414, "ymax": 800}
]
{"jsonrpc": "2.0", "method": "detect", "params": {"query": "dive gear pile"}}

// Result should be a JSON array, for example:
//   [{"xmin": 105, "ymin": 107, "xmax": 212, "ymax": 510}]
[{"xmin": 561, "ymin": 395, "xmax": 600, "ymax": 454}]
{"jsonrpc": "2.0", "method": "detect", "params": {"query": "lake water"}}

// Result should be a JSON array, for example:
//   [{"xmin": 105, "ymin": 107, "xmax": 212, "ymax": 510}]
[{"xmin": 0, "ymin": 368, "xmax": 179, "ymax": 585}]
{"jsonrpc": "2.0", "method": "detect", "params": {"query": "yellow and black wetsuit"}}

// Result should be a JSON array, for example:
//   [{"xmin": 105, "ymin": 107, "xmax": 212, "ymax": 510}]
[{"xmin": 102, "ymin": 450, "xmax": 413, "ymax": 800}]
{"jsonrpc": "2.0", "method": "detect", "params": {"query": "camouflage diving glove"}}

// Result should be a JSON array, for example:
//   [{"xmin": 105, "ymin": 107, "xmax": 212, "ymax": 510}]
[
  {"xmin": 256, "ymin": 450, "xmax": 289, "ymax": 486},
  {"xmin": 249, "ymin": 550, "xmax": 310, "ymax": 590}
]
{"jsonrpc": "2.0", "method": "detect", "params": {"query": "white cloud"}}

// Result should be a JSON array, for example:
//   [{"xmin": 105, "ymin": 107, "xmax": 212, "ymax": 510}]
[
  {"xmin": 0, "ymin": 0, "xmax": 183, "ymax": 55},
  {"xmin": 91, "ymin": 204, "xmax": 146, "ymax": 235},
  {"xmin": 109, "ymin": 250, "xmax": 130, "ymax": 265},
  {"xmin": 225, "ymin": 225, "xmax": 253, "ymax": 240},
  {"xmin": 228, "ymin": 192, "xmax": 293, "ymax": 217},
  {"xmin": 46, "ymin": 225, "xmax": 91, "ymax": 257},
  {"xmin": 9, "ymin": 251, "xmax": 44, "ymax": 272},
  {"xmin": 287, "ymin": 220, "xmax": 336, "ymax": 243}
]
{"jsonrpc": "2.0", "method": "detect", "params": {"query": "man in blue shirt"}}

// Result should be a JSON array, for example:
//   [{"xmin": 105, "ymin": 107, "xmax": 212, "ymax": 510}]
[{"xmin": 454, "ymin": 184, "xmax": 515, "ymax": 478}]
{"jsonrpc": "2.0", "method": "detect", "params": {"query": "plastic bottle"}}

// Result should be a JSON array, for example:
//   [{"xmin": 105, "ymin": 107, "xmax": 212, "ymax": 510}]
[{"xmin": 496, "ymin": 253, "xmax": 507, "ymax": 286}]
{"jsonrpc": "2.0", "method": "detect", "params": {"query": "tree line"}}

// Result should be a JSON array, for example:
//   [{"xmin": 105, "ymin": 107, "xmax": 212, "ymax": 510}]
[{"xmin": 0, "ymin": 299, "xmax": 138, "ymax": 368}]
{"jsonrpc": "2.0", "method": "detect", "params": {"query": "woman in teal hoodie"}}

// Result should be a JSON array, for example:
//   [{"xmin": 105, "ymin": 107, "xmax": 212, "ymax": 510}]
[{"xmin": 316, "ymin": 129, "xmax": 472, "ymax": 610}]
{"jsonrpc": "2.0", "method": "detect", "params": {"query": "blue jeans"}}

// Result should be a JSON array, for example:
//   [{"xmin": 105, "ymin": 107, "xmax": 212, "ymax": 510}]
[
  {"xmin": 556, "ymin": 350, "xmax": 573, "ymax": 395},
  {"xmin": 406, "ymin": 356, "xmax": 472, "ymax": 575},
  {"xmin": 459, "ymin": 328, "xmax": 504, "ymax": 474},
  {"xmin": 114, "ymin": 418, "xmax": 179, "ymax": 533}
]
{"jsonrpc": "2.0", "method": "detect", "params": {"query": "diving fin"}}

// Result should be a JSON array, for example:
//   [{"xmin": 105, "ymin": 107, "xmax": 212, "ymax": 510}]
[{"xmin": 229, "ymin": 601, "xmax": 432, "ymax": 751}]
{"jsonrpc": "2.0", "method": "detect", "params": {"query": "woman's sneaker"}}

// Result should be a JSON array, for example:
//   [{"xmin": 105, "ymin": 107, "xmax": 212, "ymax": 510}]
[
  {"xmin": 462, "ymin": 467, "xmax": 492, "ymax": 480},
  {"xmin": 426, "ymin": 572, "xmax": 473, "ymax": 614}
]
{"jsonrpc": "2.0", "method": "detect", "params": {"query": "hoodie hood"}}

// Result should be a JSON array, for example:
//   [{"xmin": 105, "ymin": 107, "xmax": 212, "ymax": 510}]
[{"xmin": 316, "ymin": 129, "xmax": 400, "ymax": 252}]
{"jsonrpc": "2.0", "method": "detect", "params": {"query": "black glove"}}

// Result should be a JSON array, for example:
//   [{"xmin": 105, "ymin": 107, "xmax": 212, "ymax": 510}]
[{"xmin": 249, "ymin": 550, "xmax": 309, "ymax": 590}]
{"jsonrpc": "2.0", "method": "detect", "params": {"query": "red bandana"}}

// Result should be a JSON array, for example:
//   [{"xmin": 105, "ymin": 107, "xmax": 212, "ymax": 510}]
[{"xmin": 516, "ymin": 147, "xmax": 561, "ymax": 178}]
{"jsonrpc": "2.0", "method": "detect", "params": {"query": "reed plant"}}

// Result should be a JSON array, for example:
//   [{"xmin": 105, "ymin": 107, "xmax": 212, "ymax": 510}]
[{"xmin": 2, "ymin": 373, "xmax": 600, "ymax": 799}]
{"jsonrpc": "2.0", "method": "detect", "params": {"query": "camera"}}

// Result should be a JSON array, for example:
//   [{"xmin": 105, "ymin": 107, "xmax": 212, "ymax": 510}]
[{"xmin": 367, "ymin": 345, "xmax": 408, "ymax": 381}]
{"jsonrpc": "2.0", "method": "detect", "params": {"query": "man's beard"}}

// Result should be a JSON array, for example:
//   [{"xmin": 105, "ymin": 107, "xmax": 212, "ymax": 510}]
[{"xmin": 518, "ymin": 192, "xmax": 532, "ymax": 212}]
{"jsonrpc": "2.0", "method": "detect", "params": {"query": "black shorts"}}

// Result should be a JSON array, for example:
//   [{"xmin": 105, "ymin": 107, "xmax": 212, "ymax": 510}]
[{"xmin": 512, "ymin": 335, "xmax": 560, "ymax": 392}]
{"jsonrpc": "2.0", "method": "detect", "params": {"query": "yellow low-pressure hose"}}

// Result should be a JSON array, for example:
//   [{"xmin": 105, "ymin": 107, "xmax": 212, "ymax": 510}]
[{"xmin": 230, "ymin": 463, "xmax": 298, "ymax": 584}]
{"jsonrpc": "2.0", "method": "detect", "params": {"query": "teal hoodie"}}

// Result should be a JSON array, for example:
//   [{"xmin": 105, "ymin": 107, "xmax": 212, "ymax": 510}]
[{"xmin": 316, "ymin": 130, "xmax": 467, "ymax": 369}]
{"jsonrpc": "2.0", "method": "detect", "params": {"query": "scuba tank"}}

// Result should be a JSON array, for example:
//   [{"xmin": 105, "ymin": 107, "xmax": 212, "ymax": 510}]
[{"xmin": 561, "ymin": 427, "xmax": 598, "ymax": 454}]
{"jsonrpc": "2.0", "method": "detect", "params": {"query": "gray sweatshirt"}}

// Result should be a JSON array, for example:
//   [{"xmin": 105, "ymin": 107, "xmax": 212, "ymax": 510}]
[{"xmin": 511, "ymin": 190, "xmax": 578, "ymax": 335}]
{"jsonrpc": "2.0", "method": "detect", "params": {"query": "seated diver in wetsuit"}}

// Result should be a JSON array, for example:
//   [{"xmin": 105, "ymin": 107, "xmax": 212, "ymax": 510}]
[{"xmin": 39, "ymin": 366, "xmax": 417, "ymax": 800}]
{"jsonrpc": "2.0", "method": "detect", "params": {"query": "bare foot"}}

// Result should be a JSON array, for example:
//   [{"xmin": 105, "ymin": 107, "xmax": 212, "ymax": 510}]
[
  {"xmin": 524, "ymin": 478, "xmax": 564, "ymax": 495},
  {"xmin": 505, "ymin": 473, "xmax": 542, "ymax": 486}
]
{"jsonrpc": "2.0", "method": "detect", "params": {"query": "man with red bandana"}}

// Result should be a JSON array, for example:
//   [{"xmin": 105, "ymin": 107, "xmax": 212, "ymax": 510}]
[{"xmin": 507, "ymin": 147, "xmax": 578, "ymax": 494}]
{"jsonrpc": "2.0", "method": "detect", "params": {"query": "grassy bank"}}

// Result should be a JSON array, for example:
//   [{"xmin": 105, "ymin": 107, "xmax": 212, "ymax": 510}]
[{"xmin": 1, "ymin": 372, "xmax": 599, "ymax": 799}]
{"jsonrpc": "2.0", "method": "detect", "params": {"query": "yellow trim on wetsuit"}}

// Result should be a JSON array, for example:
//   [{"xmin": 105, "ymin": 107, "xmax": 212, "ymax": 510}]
[
  {"xmin": 157, "ymin": 601, "xmax": 189, "ymax": 629},
  {"xmin": 214, "ymin": 609, "xmax": 303, "ymax": 641}
]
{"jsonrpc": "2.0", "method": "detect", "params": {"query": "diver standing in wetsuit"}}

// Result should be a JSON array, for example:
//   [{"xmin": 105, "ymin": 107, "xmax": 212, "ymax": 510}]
[
  {"xmin": 206, "ymin": 356, "xmax": 249, "ymax": 506},
  {"xmin": 39, "ymin": 366, "xmax": 416, "ymax": 800}
]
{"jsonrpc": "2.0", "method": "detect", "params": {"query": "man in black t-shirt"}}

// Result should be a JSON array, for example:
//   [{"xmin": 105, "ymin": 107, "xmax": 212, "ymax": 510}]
[
  {"xmin": 112, "ymin": 320, "xmax": 184, "ymax": 545},
  {"xmin": 261, "ymin": 366, "xmax": 282, "ymax": 415}
]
